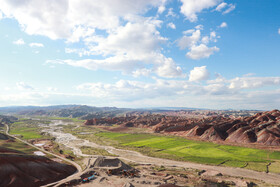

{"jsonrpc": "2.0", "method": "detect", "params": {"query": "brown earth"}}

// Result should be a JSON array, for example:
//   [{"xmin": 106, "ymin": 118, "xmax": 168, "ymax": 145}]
[
  {"xmin": 84, "ymin": 110, "xmax": 280, "ymax": 147},
  {"xmin": 62, "ymin": 157, "xmax": 262, "ymax": 187},
  {"xmin": 0, "ymin": 146, "xmax": 24, "ymax": 154},
  {"xmin": 0, "ymin": 153, "xmax": 77, "ymax": 187},
  {"xmin": 0, "ymin": 132, "xmax": 13, "ymax": 140}
]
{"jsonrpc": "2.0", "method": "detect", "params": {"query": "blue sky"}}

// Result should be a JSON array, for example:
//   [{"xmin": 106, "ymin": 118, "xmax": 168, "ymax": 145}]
[{"xmin": 0, "ymin": 0, "xmax": 279, "ymax": 110}]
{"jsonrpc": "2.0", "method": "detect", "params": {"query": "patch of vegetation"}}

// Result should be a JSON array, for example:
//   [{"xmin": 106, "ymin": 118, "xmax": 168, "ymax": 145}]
[
  {"xmin": 222, "ymin": 160, "xmax": 248, "ymax": 168},
  {"xmin": 73, "ymin": 129, "xmax": 280, "ymax": 173},
  {"xmin": 47, "ymin": 140, "xmax": 83, "ymax": 163},
  {"xmin": 269, "ymin": 161, "xmax": 280, "ymax": 174},
  {"xmin": 245, "ymin": 162, "xmax": 270, "ymax": 172},
  {"xmin": 44, "ymin": 116, "xmax": 84, "ymax": 122},
  {"xmin": 58, "ymin": 121, "xmax": 280, "ymax": 173},
  {"xmin": 10, "ymin": 126, "xmax": 42, "ymax": 139},
  {"xmin": 0, "ymin": 139, "xmax": 37, "ymax": 154},
  {"xmin": 80, "ymin": 146, "xmax": 117, "ymax": 156},
  {"xmin": 2, "ymin": 118, "xmax": 85, "ymax": 166},
  {"xmin": 9, "ymin": 119, "xmax": 51, "ymax": 140}
]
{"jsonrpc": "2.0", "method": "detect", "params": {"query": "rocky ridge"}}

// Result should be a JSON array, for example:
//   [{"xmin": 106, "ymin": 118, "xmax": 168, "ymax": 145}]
[{"xmin": 84, "ymin": 110, "xmax": 280, "ymax": 146}]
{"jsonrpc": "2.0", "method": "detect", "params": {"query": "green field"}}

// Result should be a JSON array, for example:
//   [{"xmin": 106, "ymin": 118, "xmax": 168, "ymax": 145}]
[
  {"xmin": 10, "ymin": 122, "xmax": 43, "ymax": 139},
  {"xmin": 10, "ymin": 126, "xmax": 42, "ymax": 139},
  {"xmin": 41, "ymin": 116, "xmax": 84, "ymax": 122},
  {"xmin": 72, "ymin": 127, "xmax": 280, "ymax": 173},
  {"xmin": 80, "ymin": 146, "xmax": 117, "ymax": 156},
  {"xmin": 10, "ymin": 118, "xmax": 280, "ymax": 173},
  {"xmin": 5, "ymin": 118, "xmax": 82, "ymax": 163},
  {"xmin": 9, "ymin": 119, "xmax": 50, "ymax": 140}
]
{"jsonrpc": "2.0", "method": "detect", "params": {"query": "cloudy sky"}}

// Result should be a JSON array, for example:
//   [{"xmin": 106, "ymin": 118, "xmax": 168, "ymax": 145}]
[{"xmin": 0, "ymin": 0, "xmax": 280, "ymax": 110}]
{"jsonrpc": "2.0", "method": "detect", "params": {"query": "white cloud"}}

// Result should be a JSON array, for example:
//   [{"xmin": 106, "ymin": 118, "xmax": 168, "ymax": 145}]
[
  {"xmin": 154, "ymin": 57, "xmax": 184, "ymax": 78},
  {"xmin": 74, "ymin": 74, "xmax": 280, "ymax": 108},
  {"xmin": 210, "ymin": 31, "xmax": 218, "ymax": 42},
  {"xmin": 13, "ymin": 38, "xmax": 25, "ymax": 45},
  {"xmin": 219, "ymin": 22, "xmax": 227, "ymax": 28},
  {"xmin": 158, "ymin": 5, "xmax": 165, "ymax": 14},
  {"xmin": 66, "ymin": 26, "xmax": 95, "ymax": 43},
  {"xmin": 166, "ymin": 8, "xmax": 176, "ymax": 17},
  {"xmin": 16, "ymin": 82, "xmax": 34, "ymax": 90},
  {"xmin": 178, "ymin": 30, "xmax": 201, "ymax": 49},
  {"xmin": 243, "ymin": 73, "xmax": 255, "ymax": 77},
  {"xmin": 278, "ymin": 28, "xmax": 280, "ymax": 35},
  {"xmin": 215, "ymin": 2, "xmax": 235, "ymax": 14},
  {"xmin": 48, "ymin": 53, "xmax": 184, "ymax": 78},
  {"xmin": 189, "ymin": 66, "xmax": 210, "ymax": 82},
  {"xmin": 132, "ymin": 68, "xmax": 151, "ymax": 77},
  {"xmin": 195, "ymin": 25, "xmax": 204, "ymax": 30},
  {"xmin": 229, "ymin": 77, "xmax": 280, "ymax": 90},
  {"xmin": 0, "ymin": 0, "xmax": 165, "ymax": 40},
  {"xmin": 49, "ymin": 20, "xmax": 183, "ymax": 78},
  {"xmin": 178, "ymin": 27, "xmax": 220, "ymax": 60},
  {"xmin": 207, "ymin": 76, "xmax": 280, "ymax": 91},
  {"xmin": 215, "ymin": 2, "xmax": 227, "ymax": 12},
  {"xmin": 29, "ymin": 42, "xmax": 44, "ymax": 47},
  {"xmin": 1, "ymin": 75, "xmax": 280, "ymax": 110},
  {"xmin": 187, "ymin": 44, "xmax": 219, "ymax": 60},
  {"xmin": 201, "ymin": 36, "xmax": 210, "ymax": 44},
  {"xmin": 47, "ymin": 87, "xmax": 58, "ymax": 92},
  {"xmin": 180, "ymin": 0, "xmax": 222, "ymax": 22},
  {"xmin": 183, "ymin": 29, "xmax": 195, "ymax": 35},
  {"xmin": 204, "ymin": 83, "xmax": 230, "ymax": 95},
  {"xmin": 157, "ymin": 0, "xmax": 167, "ymax": 14},
  {"xmin": 0, "ymin": 91, "xmax": 98, "ymax": 106},
  {"xmin": 1, "ymin": 0, "xmax": 188, "ymax": 79},
  {"xmin": 223, "ymin": 4, "xmax": 235, "ymax": 14},
  {"xmin": 4, "ymin": 87, "xmax": 11, "ymax": 91},
  {"xmin": 167, "ymin": 22, "xmax": 176, "ymax": 29},
  {"xmin": 86, "ymin": 20, "xmax": 166, "ymax": 57},
  {"xmin": 76, "ymin": 79, "xmax": 191, "ymax": 101}
]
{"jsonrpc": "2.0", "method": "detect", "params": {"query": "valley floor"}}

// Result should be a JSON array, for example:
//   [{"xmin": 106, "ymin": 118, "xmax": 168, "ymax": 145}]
[{"xmin": 5, "ymin": 117, "xmax": 280, "ymax": 186}]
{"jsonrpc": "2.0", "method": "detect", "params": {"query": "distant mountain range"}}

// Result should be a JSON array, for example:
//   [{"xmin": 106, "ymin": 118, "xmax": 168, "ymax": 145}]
[
  {"xmin": 0, "ymin": 105, "xmax": 129, "ymax": 119},
  {"xmin": 0, "ymin": 105, "xmax": 263, "ymax": 119},
  {"xmin": 0, "ymin": 105, "xmax": 200, "ymax": 117}
]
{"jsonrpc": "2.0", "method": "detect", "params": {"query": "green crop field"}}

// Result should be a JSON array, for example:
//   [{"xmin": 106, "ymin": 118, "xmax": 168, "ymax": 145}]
[
  {"xmin": 9, "ymin": 119, "xmax": 50, "ymax": 140},
  {"xmin": 36, "ymin": 119, "xmax": 280, "ymax": 173},
  {"xmin": 87, "ymin": 131, "xmax": 280, "ymax": 173},
  {"xmin": 10, "ymin": 126, "xmax": 42, "ymax": 139}
]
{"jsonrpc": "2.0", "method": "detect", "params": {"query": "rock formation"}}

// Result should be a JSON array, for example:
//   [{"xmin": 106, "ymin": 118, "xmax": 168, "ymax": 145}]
[{"xmin": 84, "ymin": 110, "xmax": 280, "ymax": 146}]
